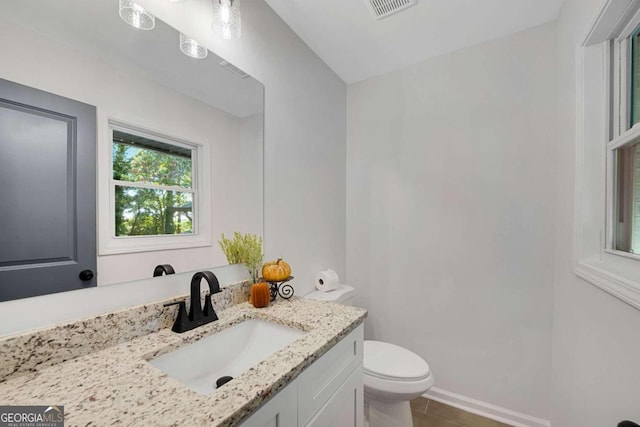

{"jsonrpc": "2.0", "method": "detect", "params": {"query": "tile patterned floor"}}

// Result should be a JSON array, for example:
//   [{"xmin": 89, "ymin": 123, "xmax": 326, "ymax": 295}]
[{"xmin": 410, "ymin": 397, "xmax": 513, "ymax": 427}]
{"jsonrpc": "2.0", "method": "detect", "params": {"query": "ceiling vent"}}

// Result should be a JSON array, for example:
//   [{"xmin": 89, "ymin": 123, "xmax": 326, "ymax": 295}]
[
  {"xmin": 218, "ymin": 60, "xmax": 250, "ymax": 79},
  {"xmin": 365, "ymin": 0, "xmax": 416, "ymax": 19}
]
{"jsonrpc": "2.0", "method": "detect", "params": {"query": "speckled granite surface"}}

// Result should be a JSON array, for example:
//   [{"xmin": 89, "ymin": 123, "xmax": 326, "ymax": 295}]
[
  {"xmin": 0, "ymin": 280, "xmax": 251, "ymax": 382},
  {"xmin": 0, "ymin": 297, "xmax": 366, "ymax": 427}
]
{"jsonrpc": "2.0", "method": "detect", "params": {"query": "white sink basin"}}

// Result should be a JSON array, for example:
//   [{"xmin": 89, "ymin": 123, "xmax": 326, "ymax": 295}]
[{"xmin": 149, "ymin": 319, "xmax": 305, "ymax": 395}]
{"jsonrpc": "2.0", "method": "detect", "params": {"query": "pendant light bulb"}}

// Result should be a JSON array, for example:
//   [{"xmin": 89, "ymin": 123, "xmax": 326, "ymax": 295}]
[
  {"xmin": 221, "ymin": 2, "xmax": 231, "ymax": 23},
  {"xmin": 119, "ymin": 0, "xmax": 155, "ymax": 30},
  {"xmin": 212, "ymin": 0, "xmax": 241, "ymax": 40},
  {"xmin": 179, "ymin": 33, "xmax": 208, "ymax": 59}
]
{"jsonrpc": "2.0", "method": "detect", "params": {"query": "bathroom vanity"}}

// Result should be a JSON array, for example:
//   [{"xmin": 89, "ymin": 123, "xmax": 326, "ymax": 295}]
[
  {"xmin": 240, "ymin": 324, "xmax": 363, "ymax": 427},
  {"xmin": 0, "ymin": 279, "xmax": 366, "ymax": 426}
]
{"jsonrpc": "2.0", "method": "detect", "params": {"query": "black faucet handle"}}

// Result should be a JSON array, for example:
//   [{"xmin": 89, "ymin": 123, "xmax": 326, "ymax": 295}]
[
  {"xmin": 163, "ymin": 300, "xmax": 183, "ymax": 307},
  {"xmin": 163, "ymin": 300, "xmax": 191, "ymax": 333}
]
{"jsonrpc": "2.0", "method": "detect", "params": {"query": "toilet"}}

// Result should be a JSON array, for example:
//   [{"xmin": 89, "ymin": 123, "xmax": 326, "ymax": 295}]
[{"xmin": 305, "ymin": 285, "xmax": 434, "ymax": 427}]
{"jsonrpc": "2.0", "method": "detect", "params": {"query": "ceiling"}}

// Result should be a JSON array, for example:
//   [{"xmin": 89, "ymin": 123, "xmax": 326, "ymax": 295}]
[
  {"xmin": 0, "ymin": 0, "xmax": 263, "ymax": 117},
  {"xmin": 265, "ymin": 0, "xmax": 564, "ymax": 83}
]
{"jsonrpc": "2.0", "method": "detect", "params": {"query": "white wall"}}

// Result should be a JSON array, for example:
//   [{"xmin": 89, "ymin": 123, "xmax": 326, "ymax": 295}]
[
  {"xmin": 135, "ymin": 0, "xmax": 347, "ymax": 297},
  {"xmin": 552, "ymin": 0, "xmax": 640, "ymax": 425},
  {"xmin": 0, "ymin": 18, "xmax": 263, "ymax": 285},
  {"xmin": 347, "ymin": 23, "xmax": 556, "ymax": 419}
]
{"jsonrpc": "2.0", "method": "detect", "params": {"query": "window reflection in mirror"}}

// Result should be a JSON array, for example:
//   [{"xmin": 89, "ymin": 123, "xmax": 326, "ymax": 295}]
[{"xmin": 112, "ymin": 129, "xmax": 196, "ymax": 237}]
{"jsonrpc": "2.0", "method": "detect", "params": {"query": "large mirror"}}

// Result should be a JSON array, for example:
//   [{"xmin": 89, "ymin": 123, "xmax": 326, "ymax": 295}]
[{"xmin": 0, "ymin": 0, "xmax": 264, "ymax": 301}]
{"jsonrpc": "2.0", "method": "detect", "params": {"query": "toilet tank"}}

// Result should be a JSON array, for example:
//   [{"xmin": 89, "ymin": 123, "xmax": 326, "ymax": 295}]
[{"xmin": 305, "ymin": 284, "xmax": 356, "ymax": 306}]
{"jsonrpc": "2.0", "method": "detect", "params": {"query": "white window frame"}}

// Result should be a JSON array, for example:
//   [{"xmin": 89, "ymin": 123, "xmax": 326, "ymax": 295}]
[
  {"xmin": 98, "ymin": 119, "xmax": 211, "ymax": 255},
  {"xmin": 576, "ymin": 0, "xmax": 640, "ymax": 310}
]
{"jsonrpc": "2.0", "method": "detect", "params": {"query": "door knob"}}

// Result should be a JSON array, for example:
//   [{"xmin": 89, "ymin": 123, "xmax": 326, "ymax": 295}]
[{"xmin": 79, "ymin": 269, "xmax": 94, "ymax": 281}]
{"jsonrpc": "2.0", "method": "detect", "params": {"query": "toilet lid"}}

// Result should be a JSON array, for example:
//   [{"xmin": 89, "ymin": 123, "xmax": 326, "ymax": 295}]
[{"xmin": 363, "ymin": 340, "xmax": 430, "ymax": 382}]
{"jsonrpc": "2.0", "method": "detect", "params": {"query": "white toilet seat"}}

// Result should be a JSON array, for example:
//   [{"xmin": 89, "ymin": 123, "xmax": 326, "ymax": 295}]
[
  {"xmin": 363, "ymin": 340, "xmax": 434, "ymax": 402},
  {"xmin": 364, "ymin": 340, "xmax": 430, "ymax": 381}
]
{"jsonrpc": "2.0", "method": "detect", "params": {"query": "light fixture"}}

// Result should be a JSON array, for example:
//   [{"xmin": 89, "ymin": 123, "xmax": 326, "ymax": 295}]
[
  {"xmin": 212, "ymin": 0, "xmax": 241, "ymax": 40},
  {"xmin": 179, "ymin": 33, "xmax": 208, "ymax": 59},
  {"xmin": 119, "ymin": 0, "xmax": 155, "ymax": 30},
  {"xmin": 168, "ymin": 0, "xmax": 186, "ymax": 3}
]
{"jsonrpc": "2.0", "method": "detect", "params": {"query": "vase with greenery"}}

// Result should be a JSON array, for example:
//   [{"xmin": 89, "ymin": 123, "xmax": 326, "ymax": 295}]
[{"xmin": 218, "ymin": 232, "xmax": 263, "ymax": 283}]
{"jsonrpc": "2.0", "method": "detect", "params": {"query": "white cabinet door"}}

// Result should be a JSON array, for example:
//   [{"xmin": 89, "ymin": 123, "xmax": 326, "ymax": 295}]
[
  {"xmin": 239, "ymin": 324, "xmax": 365, "ymax": 427},
  {"xmin": 304, "ymin": 364, "xmax": 364, "ymax": 427},
  {"xmin": 298, "ymin": 325, "xmax": 363, "ymax": 425},
  {"xmin": 239, "ymin": 379, "xmax": 298, "ymax": 427}
]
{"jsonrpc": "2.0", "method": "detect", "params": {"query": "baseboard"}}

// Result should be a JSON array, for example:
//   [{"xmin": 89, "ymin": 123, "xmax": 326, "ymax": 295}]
[{"xmin": 424, "ymin": 387, "xmax": 551, "ymax": 427}]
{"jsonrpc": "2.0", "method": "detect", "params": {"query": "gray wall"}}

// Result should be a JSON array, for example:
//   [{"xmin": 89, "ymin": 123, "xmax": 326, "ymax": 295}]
[{"xmin": 346, "ymin": 23, "xmax": 557, "ymax": 420}]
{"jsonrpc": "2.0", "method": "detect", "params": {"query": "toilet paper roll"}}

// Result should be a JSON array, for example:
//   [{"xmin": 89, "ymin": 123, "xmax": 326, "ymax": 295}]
[{"xmin": 315, "ymin": 269, "xmax": 339, "ymax": 292}]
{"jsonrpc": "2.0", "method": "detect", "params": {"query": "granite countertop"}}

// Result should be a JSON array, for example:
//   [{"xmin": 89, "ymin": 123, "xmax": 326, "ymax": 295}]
[{"xmin": 0, "ymin": 298, "xmax": 366, "ymax": 426}]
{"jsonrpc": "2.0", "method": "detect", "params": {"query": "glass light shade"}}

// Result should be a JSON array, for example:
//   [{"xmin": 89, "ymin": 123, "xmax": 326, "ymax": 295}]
[
  {"xmin": 212, "ymin": 0, "xmax": 241, "ymax": 40},
  {"xmin": 179, "ymin": 33, "xmax": 208, "ymax": 59},
  {"xmin": 119, "ymin": 0, "xmax": 155, "ymax": 30}
]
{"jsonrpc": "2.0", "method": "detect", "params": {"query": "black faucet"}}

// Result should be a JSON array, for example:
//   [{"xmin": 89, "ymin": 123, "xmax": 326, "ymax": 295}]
[
  {"xmin": 164, "ymin": 271, "xmax": 222, "ymax": 333},
  {"xmin": 153, "ymin": 264, "xmax": 175, "ymax": 277}
]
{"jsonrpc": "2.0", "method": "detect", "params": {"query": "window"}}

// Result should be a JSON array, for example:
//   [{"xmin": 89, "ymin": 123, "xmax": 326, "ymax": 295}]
[
  {"xmin": 613, "ymin": 140, "xmax": 640, "ymax": 254},
  {"xmin": 112, "ymin": 130, "xmax": 194, "ymax": 237},
  {"xmin": 577, "ymin": 2, "xmax": 640, "ymax": 310},
  {"xmin": 608, "ymin": 15, "xmax": 640, "ymax": 257},
  {"xmin": 630, "ymin": 25, "xmax": 640, "ymax": 127},
  {"xmin": 98, "ymin": 120, "xmax": 211, "ymax": 255}
]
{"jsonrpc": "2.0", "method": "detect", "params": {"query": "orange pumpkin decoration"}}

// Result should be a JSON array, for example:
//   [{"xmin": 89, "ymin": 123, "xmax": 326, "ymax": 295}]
[
  {"xmin": 262, "ymin": 258, "xmax": 291, "ymax": 282},
  {"xmin": 249, "ymin": 282, "xmax": 271, "ymax": 308}
]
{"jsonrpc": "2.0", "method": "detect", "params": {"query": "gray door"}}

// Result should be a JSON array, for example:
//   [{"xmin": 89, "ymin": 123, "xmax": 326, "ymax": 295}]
[{"xmin": 0, "ymin": 78, "xmax": 96, "ymax": 301}]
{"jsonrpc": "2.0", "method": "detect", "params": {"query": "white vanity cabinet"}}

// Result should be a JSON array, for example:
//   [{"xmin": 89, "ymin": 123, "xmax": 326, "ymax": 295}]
[
  {"xmin": 303, "ymin": 365, "xmax": 363, "ymax": 427},
  {"xmin": 238, "ymin": 380, "xmax": 298, "ymax": 427},
  {"xmin": 240, "ymin": 324, "xmax": 364, "ymax": 427}
]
